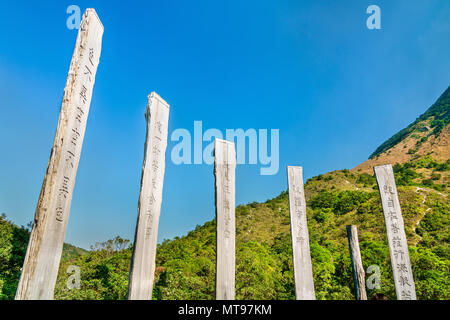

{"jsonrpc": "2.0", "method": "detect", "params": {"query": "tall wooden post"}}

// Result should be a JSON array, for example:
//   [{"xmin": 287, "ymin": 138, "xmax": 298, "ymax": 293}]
[
  {"xmin": 374, "ymin": 164, "xmax": 416, "ymax": 300},
  {"xmin": 128, "ymin": 92, "xmax": 170, "ymax": 300},
  {"xmin": 214, "ymin": 139, "xmax": 236, "ymax": 300},
  {"xmin": 346, "ymin": 225, "xmax": 367, "ymax": 300},
  {"xmin": 287, "ymin": 166, "xmax": 315, "ymax": 300},
  {"xmin": 15, "ymin": 9, "xmax": 103, "ymax": 300}
]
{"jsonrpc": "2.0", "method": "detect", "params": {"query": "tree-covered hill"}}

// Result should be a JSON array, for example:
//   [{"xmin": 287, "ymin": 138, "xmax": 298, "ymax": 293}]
[
  {"xmin": 369, "ymin": 86, "xmax": 450, "ymax": 159},
  {"xmin": 48, "ymin": 157, "xmax": 448, "ymax": 300},
  {"xmin": 0, "ymin": 215, "xmax": 88, "ymax": 299},
  {"xmin": 354, "ymin": 86, "xmax": 450, "ymax": 174},
  {"xmin": 1, "ymin": 87, "xmax": 449, "ymax": 300}
]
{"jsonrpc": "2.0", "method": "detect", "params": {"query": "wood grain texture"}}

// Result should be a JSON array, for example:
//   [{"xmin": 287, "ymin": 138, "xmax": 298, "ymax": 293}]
[
  {"xmin": 287, "ymin": 166, "xmax": 315, "ymax": 300},
  {"xmin": 374, "ymin": 164, "xmax": 417, "ymax": 300},
  {"xmin": 214, "ymin": 139, "xmax": 236, "ymax": 300},
  {"xmin": 346, "ymin": 225, "xmax": 367, "ymax": 300},
  {"xmin": 15, "ymin": 9, "xmax": 103, "ymax": 300},
  {"xmin": 128, "ymin": 92, "xmax": 170, "ymax": 300}
]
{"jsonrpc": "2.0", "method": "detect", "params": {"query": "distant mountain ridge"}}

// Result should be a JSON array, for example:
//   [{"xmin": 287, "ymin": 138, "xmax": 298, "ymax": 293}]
[
  {"xmin": 1, "ymin": 87, "xmax": 449, "ymax": 300},
  {"xmin": 370, "ymin": 86, "xmax": 450, "ymax": 158},
  {"xmin": 353, "ymin": 86, "xmax": 450, "ymax": 174}
]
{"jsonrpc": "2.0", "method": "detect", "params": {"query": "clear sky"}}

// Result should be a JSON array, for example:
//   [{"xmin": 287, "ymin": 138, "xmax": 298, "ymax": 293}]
[{"xmin": 0, "ymin": 1, "xmax": 449, "ymax": 249}]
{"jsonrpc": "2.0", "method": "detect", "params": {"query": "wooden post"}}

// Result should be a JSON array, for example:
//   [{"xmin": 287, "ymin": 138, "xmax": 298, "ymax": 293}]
[
  {"xmin": 214, "ymin": 139, "xmax": 236, "ymax": 300},
  {"xmin": 287, "ymin": 166, "xmax": 315, "ymax": 300},
  {"xmin": 15, "ymin": 9, "xmax": 103, "ymax": 300},
  {"xmin": 346, "ymin": 225, "xmax": 367, "ymax": 300},
  {"xmin": 128, "ymin": 92, "xmax": 170, "ymax": 300},
  {"xmin": 374, "ymin": 164, "xmax": 416, "ymax": 300}
]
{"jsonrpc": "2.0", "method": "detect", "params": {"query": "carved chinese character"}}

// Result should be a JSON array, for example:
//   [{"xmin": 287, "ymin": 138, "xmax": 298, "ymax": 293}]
[
  {"xmin": 223, "ymin": 199, "xmax": 230, "ymax": 210},
  {"xmin": 156, "ymin": 121, "xmax": 162, "ymax": 134},
  {"xmin": 88, "ymin": 48, "xmax": 95, "ymax": 66},
  {"xmin": 65, "ymin": 150, "xmax": 75, "ymax": 169},
  {"xmin": 387, "ymin": 198, "xmax": 394, "ymax": 208},
  {"xmin": 397, "ymin": 263, "xmax": 408, "ymax": 274},
  {"xmin": 55, "ymin": 206, "xmax": 64, "ymax": 222},
  {"xmin": 399, "ymin": 275, "xmax": 412, "ymax": 287},
  {"xmin": 59, "ymin": 176, "xmax": 70, "ymax": 198},
  {"xmin": 401, "ymin": 290, "xmax": 412, "ymax": 300},
  {"xmin": 75, "ymin": 106, "xmax": 85, "ymax": 123},
  {"xmin": 387, "ymin": 212, "xmax": 398, "ymax": 223},
  {"xmin": 151, "ymin": 159, "xmax": 159, "ymax": 171},
  {"xmin": 84, "ymin": 65, "xmax": 92, "ymax": 82},
  {"xmin": 391, "ymin": 223, "xmax": 400, "ymax": 234},
  {"xmin": 295, "ymin": 208, "xmax": 302, "ymax": 220},
  {"xmin": 384, "ymin": 185, "xmax": 394, "ymax": 194},
  {"xmin": 394, "ymin": 249, "xmax": 405, "ymax": 260},
  {"xmin": 148, "ymin": 193, "xmax": 156, "ymax": 206},
  {"xmin": 392, "ymin": 236, "xmax": 402, "ymax": 248},
  {"xmin": 71, "ymin": 128, "xmax": 81, "ymax": 147},
  {"xmin": 80, "ymin": 85, "xmax": 88, "ymax": 104},
  {"xmin": 152, "ymin": 145, "xmax": 160, "ymax": 156}
]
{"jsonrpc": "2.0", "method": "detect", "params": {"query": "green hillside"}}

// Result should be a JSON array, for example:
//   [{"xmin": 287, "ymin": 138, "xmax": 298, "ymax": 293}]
[
  {"xmin": 50, "ymin": 158, "xmax": 449, "ymax": 300},
  {"xmin": 1, "ymin": 86, "xmax": 449, "ymax": 300},
  {"xmin": 370, "ymin": 86, "xmax": 450, "ymax": 159},
  {"xmin": 1, "ymin": 161, "xmax": 448, "ymax": 300},
  {"xmin": 0, "ymin": 214, "xmax": 88, "ymax": 299}
]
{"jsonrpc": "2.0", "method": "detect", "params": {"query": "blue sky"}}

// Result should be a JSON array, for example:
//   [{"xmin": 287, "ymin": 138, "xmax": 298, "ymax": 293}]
[{"xmin": 0, "ymin": 1, "xmax": 449, "ymax": 249}]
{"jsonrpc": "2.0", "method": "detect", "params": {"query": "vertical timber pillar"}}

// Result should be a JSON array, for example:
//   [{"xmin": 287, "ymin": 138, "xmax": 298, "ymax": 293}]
[
  {"xmin": 374, "ymin": 164, "xmax": 416, "ymax": 300},
  {"xmin": 15, "ymin": 8, "xmax": 103, "ymax": 300},
  {"xmin": 128, "ymin": 92, "xmax": 170, "ymax": 300},
  {"xmin": 287, "ymin": 166, "xmax": 315, "ymax": 300},
  {"xmin": 346, "ymin": 225, "xmax": 367, "ymax": 300},
  {"xmin": 214, "ymin": 139, "xmax": 236, "ymax": 300}
]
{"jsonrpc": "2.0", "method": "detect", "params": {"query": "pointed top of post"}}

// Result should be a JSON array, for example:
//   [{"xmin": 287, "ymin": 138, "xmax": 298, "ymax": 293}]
[
  {"xmin": 147, "ymin": 92, "xmax": 170, "ymax": 108},
  {"xmin": 214, "ymin": 139, "xmax": 236, "ymax": 165},
  {"xmin": 84, "ymin": 8, "xmax": 104, "ymax": 32},
  {"xmin": 145, "ymin": 92, "xmax": 170, "ymax": 122},
  {"xmin": 374, "ymin": 164, "xmax": 393, "ymax": 172},
  {"xmin": 215, "ymin": 138, "xmax": 234, "ymax": 146}
]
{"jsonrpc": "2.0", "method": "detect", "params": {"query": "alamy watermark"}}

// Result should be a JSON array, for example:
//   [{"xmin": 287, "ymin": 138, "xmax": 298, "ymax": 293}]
[
  {"xmin": 366, "ymin": 264, "xmax": 381, "ymax": 290},
  {"xmin": 67, "ymin": 265, "xmax": 81, "ymax": 290},
  {"xmin": 66, "ymin": 5, "xmax": 81, "ymax": 30},
  {"xmin": 366, "ymin": 5, "xmax": 381, "ymax": 30},
  {"xmin": 170, "ymin": 121, "xmax": 279, "ymax": 175}
]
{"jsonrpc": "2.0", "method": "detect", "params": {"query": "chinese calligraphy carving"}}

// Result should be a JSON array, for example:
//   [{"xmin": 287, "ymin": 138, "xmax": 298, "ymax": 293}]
[
  {"xmin": 346, "ymin": 225, "xmax": 367, "ymax": 300},
  {"xmin": 15, "ymin": 9, "xmax": 103, "ymax": 300},
  {"xmin": 287, "ymin": 166, "xmax": 315, "ymax": 300},
  {"xmin": 128, "ymin": 92, "xmax": 170, "ymax": 300},
  {"xmin": 214, "ymin": 139, "xmax": 236, "ymax": 300},
  {"xmin": 374, "ymin": 164, "xmax": 416, "ymax": 300}
]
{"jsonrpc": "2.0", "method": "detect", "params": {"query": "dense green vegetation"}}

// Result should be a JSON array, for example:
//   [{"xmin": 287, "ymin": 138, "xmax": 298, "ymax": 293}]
[
  {"xmin": 0, "ymin": 214, "xmax": 88, "ymax": 299},
  {"xmin": 1, "ymin": 161, "xmax": 448, "ymax": 300},
  {"xmin": 392, "ymin": 157, "xmax": 450, "ymax": 191},
  {"xmin": 51, "ymin": 163, "xmax": 449, "ymax": 300},
  {"xmin": 370, "ymin": 86, "xmax": 450, "ymax": 158},
  {"xmin": 0, "ymin": 214, "xmax": 29, "ymax": 299}
]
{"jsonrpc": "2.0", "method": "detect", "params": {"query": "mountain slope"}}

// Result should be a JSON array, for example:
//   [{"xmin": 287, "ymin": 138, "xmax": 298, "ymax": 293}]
[
  {"xmin": 1, "ymin": 87, "xmax": 449, "ymax": 300},
  {"xmin": 51, "ymin": 168, "xmax": 449, "ymax": 300},
  {"xmin": 354, "ymin": 86, "xmax": 450, "ymax": 174},
  {"xmin": 0, "ymin": 214, "xmax": 88, "ymax": 299}
]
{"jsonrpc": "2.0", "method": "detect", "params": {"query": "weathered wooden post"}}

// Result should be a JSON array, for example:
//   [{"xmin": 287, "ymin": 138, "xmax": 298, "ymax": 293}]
[
  {"xmin": 346, "ymin": 225, "xmax": 367, "ymax": 300},
  {"xmin": 374, "ymin": 164, "xmax": 416, "ymax": 300},
  {"xmin": 214, "ymin": 139, "xmax": 236, "ymax": 300},
  {"xmin": 15, "ymin": 9, "xmax": 103, "ymax": 300},
  {"xmin": 128, "ymin": 92, "xmax": 170, "ymax": 300},
  {"xmin": 287, "ymin": 166, "xmax": 315, "ymax": 300}
]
